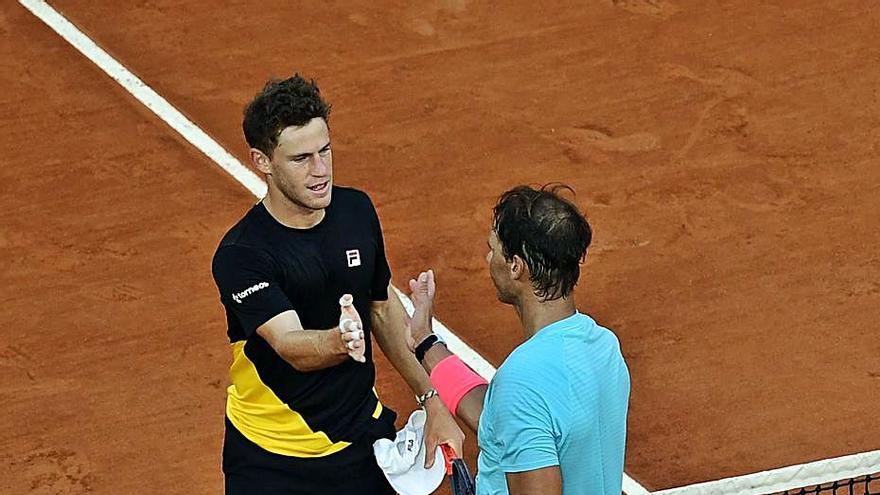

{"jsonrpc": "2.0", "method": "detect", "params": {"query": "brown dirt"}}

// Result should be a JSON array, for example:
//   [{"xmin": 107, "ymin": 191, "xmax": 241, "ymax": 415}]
[{"xmin": 2, "ymin": 0, "xmax": 878, "ymax": 493}]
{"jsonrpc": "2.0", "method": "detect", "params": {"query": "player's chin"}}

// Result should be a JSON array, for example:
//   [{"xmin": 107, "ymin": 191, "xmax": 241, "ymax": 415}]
[
  {"xmin": 314, "ymin": 193, "xmax": 332, "ymax": 209},
  {"xmin": 303, "ymin": 187, "xmax": 332, "ymax": 209}
]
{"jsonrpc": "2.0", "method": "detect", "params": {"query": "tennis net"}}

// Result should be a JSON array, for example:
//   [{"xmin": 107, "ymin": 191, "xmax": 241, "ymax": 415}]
[
  {"xmin": 653, "ymin": 450, "xmax": 880, "ymax": 495},
  {"xmin": 771, "ymin": 472, "xmax": 878, "ymax": 494}
]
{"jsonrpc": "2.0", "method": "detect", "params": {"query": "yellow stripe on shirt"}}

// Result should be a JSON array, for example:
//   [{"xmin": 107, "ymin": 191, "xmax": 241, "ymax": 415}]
[{"xmin": 225, "ymin": 341, "xmax": 351, "ymax": 457}]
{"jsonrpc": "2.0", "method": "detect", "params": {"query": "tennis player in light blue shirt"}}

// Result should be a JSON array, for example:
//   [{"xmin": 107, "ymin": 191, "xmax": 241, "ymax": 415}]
[
  {"xmin": 476, "ymin": 312, "xmax": 630, "ymax": 495},
  {"xmin": 406, "ymin": 185, "xmax": 631, "ymax": 495}
]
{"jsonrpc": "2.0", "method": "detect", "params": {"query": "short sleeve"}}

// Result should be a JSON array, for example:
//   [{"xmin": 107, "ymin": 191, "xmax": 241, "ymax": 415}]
[
  {"xmin": 212, "ymin": 245, "xmax": 294, "ymax": 337},
  {"xmin": 367, "ymin": 198, "xmax": 391, "ymax": 301},
  {"xmin": 490, "ymin": 371, "xmax": 560, "ymax": 473}
]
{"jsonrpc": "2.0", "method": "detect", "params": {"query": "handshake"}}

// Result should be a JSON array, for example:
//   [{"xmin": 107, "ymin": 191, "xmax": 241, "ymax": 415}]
[{"xmin": 338, "ymin": 294, "xmax": 366, "ymax": 363}]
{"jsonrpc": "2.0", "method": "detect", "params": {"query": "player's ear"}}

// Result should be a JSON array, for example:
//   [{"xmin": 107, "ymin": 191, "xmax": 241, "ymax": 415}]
[
  {"xmin": 250, "ymin": 148, "xmax": 272, "ymax": 174},
  {"xmin": 509, "ymin": 255, "xmax": 526, "ymax": 281}
]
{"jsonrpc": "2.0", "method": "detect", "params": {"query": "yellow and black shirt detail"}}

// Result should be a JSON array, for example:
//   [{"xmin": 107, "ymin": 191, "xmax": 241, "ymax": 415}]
[{"xmin": 212, "ymin": 187, "xmax": 394, "ymax": 458}]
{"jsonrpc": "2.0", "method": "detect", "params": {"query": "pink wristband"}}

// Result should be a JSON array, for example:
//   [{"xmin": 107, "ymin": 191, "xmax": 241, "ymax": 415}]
[{"xmin": 429, "ymin": 355, "xmax": 488, "ymax": 416}]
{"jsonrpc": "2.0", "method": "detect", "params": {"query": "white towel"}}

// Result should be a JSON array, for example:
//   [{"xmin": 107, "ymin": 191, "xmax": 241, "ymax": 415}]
[{"xmin": 373, "ymin": 410, "xmax": 446, "ymax": 495}]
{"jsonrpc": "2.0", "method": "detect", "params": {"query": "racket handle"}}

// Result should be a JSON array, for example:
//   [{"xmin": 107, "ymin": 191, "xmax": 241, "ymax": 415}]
[{"xmin": 440, "ymin": 443, "xmax": 456, "ymax": 476}]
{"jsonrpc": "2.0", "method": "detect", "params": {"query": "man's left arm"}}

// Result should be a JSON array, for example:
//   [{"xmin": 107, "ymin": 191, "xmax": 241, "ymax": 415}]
[
  {"xmin": 370, "ymin": 285, "xmax": 465, "ymax": 464},
  {"xmin": 506, "ymin": 467, "xmax": 562, "ymax": 495}
]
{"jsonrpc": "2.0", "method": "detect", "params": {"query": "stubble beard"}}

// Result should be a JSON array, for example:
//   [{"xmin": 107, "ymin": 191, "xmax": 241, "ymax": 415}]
[
  {"xmin": 275, "ymin": 176, "xmax": 331, "ymax": 213},
  {"xmin": 492, "ymin": 278, "xmax": 516, "ymax": 306}
]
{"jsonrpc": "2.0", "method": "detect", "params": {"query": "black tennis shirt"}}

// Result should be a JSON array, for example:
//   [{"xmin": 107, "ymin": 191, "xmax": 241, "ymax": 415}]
[{"xmin": 211, "ymin": 186, "xmax": 394, "ymax": 453}]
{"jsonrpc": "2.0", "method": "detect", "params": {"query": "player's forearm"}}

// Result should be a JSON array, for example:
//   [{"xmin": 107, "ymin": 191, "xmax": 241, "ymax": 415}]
[
  {"xmin": 421, "ymin": 341, "xmax": 454, "ymax": 372},
  {"xmin": 371, "ymin": 296, "xmax": 433, "ymax": 395},
  {"xmin": 453, "ymin": 385, "xmax": 487, "ymax": 432},
  {"xmin": 269, "ymin": 329, "xmax": 349, "ymax": 372},
  {"xmin": 420, "ymin": 344, "xmax": 487, "ymax": 432},
  {"xmin": 257, "ymin": 311, "xmax": 357, "ymax": 372}
]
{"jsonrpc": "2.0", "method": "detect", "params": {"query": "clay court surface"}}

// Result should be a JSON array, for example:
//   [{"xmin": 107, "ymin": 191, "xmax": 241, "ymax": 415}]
[{"xmin": 1, "ymin": 1, "xmax": 878, "ymax": 493}]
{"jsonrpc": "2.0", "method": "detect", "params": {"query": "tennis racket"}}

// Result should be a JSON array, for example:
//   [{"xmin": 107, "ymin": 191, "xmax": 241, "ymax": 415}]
[{"xmin": 441, "ymin": 444, "xmax": 475, "ymax": 495}]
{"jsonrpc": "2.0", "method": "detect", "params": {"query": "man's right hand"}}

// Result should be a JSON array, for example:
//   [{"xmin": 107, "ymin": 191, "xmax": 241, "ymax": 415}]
[
  {"xmin": 339, "ymin": 294, "xmax": 366, "ymax": 362},
  {"xmin": 405, "ymin": 270, "xmax": 436, "ymax": 352}
]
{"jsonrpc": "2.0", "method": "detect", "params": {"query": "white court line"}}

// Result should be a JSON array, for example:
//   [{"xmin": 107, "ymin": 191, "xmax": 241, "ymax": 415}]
[
  {"xmin": 18, "ymin": 0, "xmax": 648, "ymax": 493},
  {"xmin": 18, "ymin": 0, "xmax": 267, "ymax": 199}
]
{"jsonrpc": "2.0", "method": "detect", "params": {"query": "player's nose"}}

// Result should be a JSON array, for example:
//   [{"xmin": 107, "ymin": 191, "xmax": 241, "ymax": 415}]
[{"xmin": 311, "ymin": 153, "xmax": 328, "ymax": 176}]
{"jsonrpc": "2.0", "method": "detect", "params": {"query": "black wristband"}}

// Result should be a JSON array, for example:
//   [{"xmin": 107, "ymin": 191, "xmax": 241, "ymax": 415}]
[{"xmin": 415, "ymin": 334, "xmax": 441, "ymax": 363}]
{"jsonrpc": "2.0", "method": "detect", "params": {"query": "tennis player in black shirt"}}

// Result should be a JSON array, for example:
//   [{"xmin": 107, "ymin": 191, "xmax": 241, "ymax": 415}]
[{"xmin": 212, "ymin": 75, "xmax": 464, "ymax": 494}]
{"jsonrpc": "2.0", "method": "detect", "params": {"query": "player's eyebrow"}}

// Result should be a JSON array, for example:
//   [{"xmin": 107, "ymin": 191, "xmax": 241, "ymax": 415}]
[{"xmin": 288, "ymin": 142, "xmax": 330, "ymax": 161}]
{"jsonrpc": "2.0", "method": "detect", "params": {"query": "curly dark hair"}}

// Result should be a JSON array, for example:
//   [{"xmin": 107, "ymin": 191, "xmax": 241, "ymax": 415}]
[
  {"xmin": 242, "ymin": 74, "xmax": 331, "ymax": 156},
  {"xmin": 493, "ymin": 184, "xmax": 593, "ymax": 300}
]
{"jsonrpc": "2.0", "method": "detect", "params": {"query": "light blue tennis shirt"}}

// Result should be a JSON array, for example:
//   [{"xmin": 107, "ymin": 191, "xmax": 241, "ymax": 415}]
[{"xmin": 476, "ymin": 312, "xmax": 630, "ymax": 495}]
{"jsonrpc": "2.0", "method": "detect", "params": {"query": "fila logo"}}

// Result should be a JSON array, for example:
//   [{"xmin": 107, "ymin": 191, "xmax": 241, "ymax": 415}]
[
  {"xmin": 346, "ymin": 249, "xmax": 361, "ymax": 268},
  {"xmin": 232, "ymin": 282, "xmax": 269, "ymax": 303}
]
